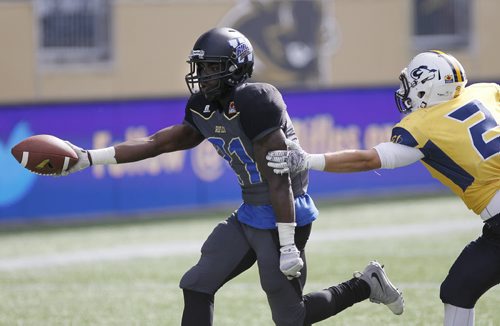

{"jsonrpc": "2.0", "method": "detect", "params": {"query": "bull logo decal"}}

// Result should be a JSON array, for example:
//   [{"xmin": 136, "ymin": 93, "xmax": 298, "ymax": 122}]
[
  {"xmin": 410, "ymin": 65, "xmax": 437, "ymax": 85},
  {"xmin": 219, "ymin": 0, "xmax": 338, "ymax": 87}
]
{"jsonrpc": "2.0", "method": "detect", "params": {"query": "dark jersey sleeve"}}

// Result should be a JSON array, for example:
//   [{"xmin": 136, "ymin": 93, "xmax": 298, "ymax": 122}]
[{"xmin": 237, "ymin": 83, "xmax": 287, "ymax": 141}]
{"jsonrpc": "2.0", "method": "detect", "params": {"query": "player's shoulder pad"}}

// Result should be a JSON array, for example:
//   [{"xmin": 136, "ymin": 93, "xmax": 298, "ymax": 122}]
[
  {"xmin": 235, "ymin": 82, "xmax": 285, "ymax": 113},
  {"xmin": 391, "ymin": 125, "xmax": 419, "ymax": 147},
  {"xmin": 465, "ymin": 82, "xmax": 500, "ymax": 95},
  {"xmin": 235, "ymin": 82, "xmax": 283, "ymax": 104}
]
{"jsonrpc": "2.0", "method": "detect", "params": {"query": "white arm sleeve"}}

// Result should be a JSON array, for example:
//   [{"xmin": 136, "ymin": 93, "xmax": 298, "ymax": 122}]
[{"xmin": 373, "ymin": 142, "xmax": 424, "ymax": 169}]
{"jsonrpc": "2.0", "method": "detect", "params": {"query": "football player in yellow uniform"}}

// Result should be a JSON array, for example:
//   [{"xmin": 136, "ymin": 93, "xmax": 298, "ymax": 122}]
[{"xmin": 267, "ymin": 51, "xmax": 500, "ymax": 326}]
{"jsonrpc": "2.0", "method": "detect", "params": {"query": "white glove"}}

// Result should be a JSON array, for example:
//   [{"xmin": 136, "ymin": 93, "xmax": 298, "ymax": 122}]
[
  {"xmin": 279, "ymin": 244, "xmax": 304, "ymax": 280},
  {"xmin": 266, "ymin": 139, "xmax": 311, "ymax": 175},
  {"xmin": 60, "ymin": 141, "xmax": 92, "ymax": 176}
]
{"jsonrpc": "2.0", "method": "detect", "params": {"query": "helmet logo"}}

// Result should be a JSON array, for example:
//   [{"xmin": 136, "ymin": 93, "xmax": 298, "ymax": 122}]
[
  {"xmin": 189, "ymin": 50, "xmax": 205, "ymax": 60},
  {"xmin": 410, "ymin": 65, "xmax": 437, "ymax": 84},
  {"xmin": 235, "ymin": 43, "xmax": 251, "ymax": 63}
]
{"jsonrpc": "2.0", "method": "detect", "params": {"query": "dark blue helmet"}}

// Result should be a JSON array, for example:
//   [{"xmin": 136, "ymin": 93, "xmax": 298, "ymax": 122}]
[{"xmin": 185, "ymin": 27, "xmax": 254, "ymax": 100}]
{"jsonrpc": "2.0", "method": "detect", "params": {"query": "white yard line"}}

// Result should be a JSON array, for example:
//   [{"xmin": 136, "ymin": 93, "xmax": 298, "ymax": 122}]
[
  {"xmin": 311, "ymin": 219, "xmax": 479, "ymax": 242},
  {"xmin": 0, "ymin": 219, "xmax": 479, "ymax": 271}
]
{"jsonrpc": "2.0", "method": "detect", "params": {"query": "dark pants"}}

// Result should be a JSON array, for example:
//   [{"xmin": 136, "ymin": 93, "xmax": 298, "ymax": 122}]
[
  {"xmin": 440, "ymin": 214, "xmax": 500, "ymax": 308},
  {"xmin": 179, "ymin": 212, "xmax": 369, "ymax": 325},
  {"xmin": 180, "ymin": 212, "xmax": 311, "ymax": 326}
]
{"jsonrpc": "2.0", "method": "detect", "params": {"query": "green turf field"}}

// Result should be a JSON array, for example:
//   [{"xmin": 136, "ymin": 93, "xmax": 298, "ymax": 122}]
[{"xmin": 1, "ymin": 195, "xmax": 499, "ymax": 325}]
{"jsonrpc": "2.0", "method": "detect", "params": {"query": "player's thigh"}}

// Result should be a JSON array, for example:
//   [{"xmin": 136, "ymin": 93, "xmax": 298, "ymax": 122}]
[
  {"xmin": 440, "ymin": 235, "xmax": 500, "ymax": 307},
  {"xmin": 180, "ymin": 213, "xmax": 256, "ymax": 294},
  {"xmin": 251, "ymin": 223, "xmax": 311, "ymax": 294},
  {"xmin": 248, "ymin": 225, "xmax": 307, "ymax": 325}
]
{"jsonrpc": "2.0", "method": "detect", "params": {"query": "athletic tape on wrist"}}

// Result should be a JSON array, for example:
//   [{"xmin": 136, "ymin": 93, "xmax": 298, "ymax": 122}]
[
  {"xmin": 276, "ymin": 222, "xmax": 296, "ymax": 246},
  {"xmin": 308, "ymin": 154, "xmax": 325, "ymax": 171},
  {"xmin": 88, "ymin": 147, "xmax": 117, "ymax": 165}
]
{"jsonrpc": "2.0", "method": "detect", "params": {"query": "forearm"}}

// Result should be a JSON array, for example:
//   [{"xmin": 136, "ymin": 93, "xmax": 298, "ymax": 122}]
[
  {"xmin": 269, "ymin": 178, "xmax": 295, "ymax": 224},
  {"xmin": 88, "ymin": 139, "xmax": 157, "ymax": 165},
  {"xmin": 323, "ymin": 149, "xmax": 381, "ymax": 172},
  {"xmin": 269, "ymin": 179, "xmax": 297, "ymax": 248},
  {"xmin": 90, "ymin": 124, "xmax": 204, "ymax": 165},
  {"xmin": 114, "ymin": 139, "xmax": 157, "ymax": 163}
]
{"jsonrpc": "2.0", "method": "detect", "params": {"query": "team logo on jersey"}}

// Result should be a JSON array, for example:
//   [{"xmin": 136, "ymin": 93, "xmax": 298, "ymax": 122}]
[
  {"xmin": 410, "ymin": 65, "xmax": 437, "ymax": 85},
  {"xmin": 203, "ymin": 105, "xmax": 211, "ymax": 113},
  {"xmin": 391, "ymin": 135, "xmax": 403, "ymax": 144},
  {"xmin": 228, "ymin": 101, "xmax": 237, "ymax": 115},
  {"xmin": 215, "ymin": 125, "xmax": 226, "ymax": 133}
]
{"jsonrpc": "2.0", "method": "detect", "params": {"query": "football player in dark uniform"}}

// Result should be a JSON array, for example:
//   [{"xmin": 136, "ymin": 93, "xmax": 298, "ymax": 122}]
[{"xmin": 63, "ymin": 27, "xmax": 404, "ymax": 326}]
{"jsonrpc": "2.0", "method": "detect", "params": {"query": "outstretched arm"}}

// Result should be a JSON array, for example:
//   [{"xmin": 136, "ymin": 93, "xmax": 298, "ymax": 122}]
[
  {"xmin": 64, "ymin": 123, "xmax": 204, "ymax": 175},
  {"xmin": 267, "ymin": 139, "xmax": 423, "ymax": 174},
  {"xmin": 322, "ymin": 148, "xmax": 381, "ymax": 172},
  {"xmin": 113, "ymin": 123, "xmax": 204, "ymax": 163}
]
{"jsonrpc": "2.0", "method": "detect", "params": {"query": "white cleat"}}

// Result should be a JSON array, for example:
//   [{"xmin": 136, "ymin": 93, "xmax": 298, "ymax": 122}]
[{"xmin": 354, "ymin": 261, "xmax": 404, "ymax": 315}]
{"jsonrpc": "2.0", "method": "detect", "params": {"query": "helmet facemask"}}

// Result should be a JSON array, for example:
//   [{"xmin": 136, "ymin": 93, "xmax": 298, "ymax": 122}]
[
  {"xmin": 185, "ymin": 56, "xmax": 235, "ymax": 101},
  {"xmin": 395, "ymin": 67, "xmax": 434, "ymax": 114},
  {"xmin": 395, "ymin": 69, "xmax": 413, "ymax": 114}
]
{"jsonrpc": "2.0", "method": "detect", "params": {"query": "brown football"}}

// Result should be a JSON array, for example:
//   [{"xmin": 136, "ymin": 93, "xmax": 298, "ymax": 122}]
[{"xmin": 11, "ymin": 135, "xmax": 78, "ymax": 175}]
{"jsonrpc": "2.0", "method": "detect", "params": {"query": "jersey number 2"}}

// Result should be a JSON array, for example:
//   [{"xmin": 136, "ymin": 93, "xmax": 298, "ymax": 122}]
[{"xmin": 447, "ymin": 100, "xmax": 499, "ymax": 160}]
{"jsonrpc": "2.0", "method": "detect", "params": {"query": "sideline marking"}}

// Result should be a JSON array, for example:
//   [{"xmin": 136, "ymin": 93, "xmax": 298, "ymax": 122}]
[{"xmin": 0, "ymin": 220, "xmax": 478, "ymax": 271}]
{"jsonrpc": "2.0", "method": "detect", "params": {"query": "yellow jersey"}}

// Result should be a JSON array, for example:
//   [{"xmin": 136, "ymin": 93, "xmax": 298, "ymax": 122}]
[{"xmin": 391, "ymin": 83, "xmax": 500, "ymax": 214}]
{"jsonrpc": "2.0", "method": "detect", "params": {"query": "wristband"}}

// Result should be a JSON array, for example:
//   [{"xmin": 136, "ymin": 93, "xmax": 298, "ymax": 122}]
[
  {"xmin": 308, "ymin": 154, "xmax": 325, "ymax": 171},
  {"xmin": 87, "ymin": 151, "xmax": 93, "ymax": 166},
  {"xmin": 88, "ymin": 147, "xmax": 117, "ymax": 165},
  {"xmin": 276, "ymin": 222, "xmax": 296, "ymax": 246}
]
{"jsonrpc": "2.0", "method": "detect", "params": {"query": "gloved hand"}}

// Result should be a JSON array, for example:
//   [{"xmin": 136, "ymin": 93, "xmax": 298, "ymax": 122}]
[
  {"xmin": 266, "ymin": 139, "xmax": 311, "ymax": 175},
  {"xmin": 60, "ymin": 141, "xmax": 93, "ymax": 176},
  {"xmin": 279, "ymin": 244, "xmax": 304, "ymax": 280}
]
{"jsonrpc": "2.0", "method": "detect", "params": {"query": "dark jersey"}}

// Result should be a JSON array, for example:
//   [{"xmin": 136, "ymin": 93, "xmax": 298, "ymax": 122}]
[{"xmin": 183, "ymin": 82, "xmax": 309, "ymax": 206}]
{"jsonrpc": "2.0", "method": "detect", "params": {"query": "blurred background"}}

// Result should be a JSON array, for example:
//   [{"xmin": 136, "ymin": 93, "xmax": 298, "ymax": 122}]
[
  {"xmin": 1, "ymin": 1, "xmax": 500, "ymax": 324},
  {"xmin": 1, "ymin": 0, "xmax": 499, "ymax": 225}
]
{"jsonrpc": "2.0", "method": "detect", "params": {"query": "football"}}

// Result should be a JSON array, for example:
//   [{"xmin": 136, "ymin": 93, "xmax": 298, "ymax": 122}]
[{"xmin": 11, "ymin": 134, "xmax": 78, "ymax": 175}]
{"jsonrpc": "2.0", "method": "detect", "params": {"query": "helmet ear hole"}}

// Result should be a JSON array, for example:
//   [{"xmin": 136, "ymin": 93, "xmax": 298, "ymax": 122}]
[
  {"xmin": 417, "ymin": 91, "xmax": 425, "ymax": 98},
  {"xmin": 233, "ymin": 67, "xmax": 243, "ymax": 77},
  {"xmin": 228, "ymin": 64, "xmax": 237, "ymax": 73}
]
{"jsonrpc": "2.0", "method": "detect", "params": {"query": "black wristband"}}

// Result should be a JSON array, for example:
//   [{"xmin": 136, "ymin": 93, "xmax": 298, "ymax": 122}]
[{"xmin": 86, "ymin": 150, "xmax": 93, "ymax": 166}]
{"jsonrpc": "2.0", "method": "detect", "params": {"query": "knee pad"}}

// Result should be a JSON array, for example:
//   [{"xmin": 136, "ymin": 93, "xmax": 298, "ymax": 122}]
[
  {"xmin": 440, "ymin": 277, "xmax": 476, "ymax": 309},
  {"xmin": 179, "ymin": 267, "xmax": 198, "ymax": 290}
]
